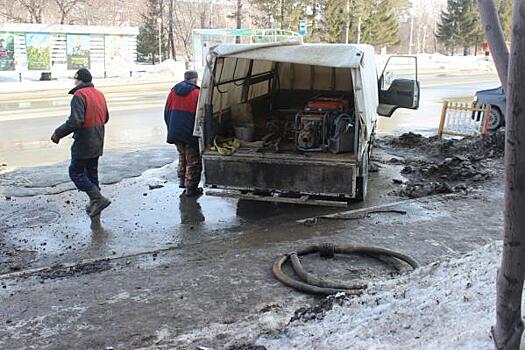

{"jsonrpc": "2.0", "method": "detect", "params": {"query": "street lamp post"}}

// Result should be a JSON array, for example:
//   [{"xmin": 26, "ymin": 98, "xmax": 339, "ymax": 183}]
[
  {"xmin": 157, "ymin": 17, "xmax": 162, "ymax": 64},
  {"xmin": 408, "ymin": 10, "xmax": 415, "ymax": 55}
]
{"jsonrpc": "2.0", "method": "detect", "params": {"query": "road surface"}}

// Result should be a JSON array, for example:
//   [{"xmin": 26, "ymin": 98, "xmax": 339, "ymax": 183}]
[{"xmin": 0, "ymin": 73, "xmax": 499, "ymax": 170}]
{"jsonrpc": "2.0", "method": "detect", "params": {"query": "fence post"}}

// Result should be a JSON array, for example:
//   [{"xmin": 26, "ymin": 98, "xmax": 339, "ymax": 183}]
[
  {"xmin": 437, "ymin": 101, "xmax": 449, "ymax": 139},
  {"xmin": 481, "ymin": 104, "xmax": 492, "ymax": 135}
]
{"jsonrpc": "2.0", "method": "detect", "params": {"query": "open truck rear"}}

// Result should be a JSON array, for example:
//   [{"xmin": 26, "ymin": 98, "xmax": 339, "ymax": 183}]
[{"xmin": 194, "ymin": 42, "xmax": 419, "ymax": 206}]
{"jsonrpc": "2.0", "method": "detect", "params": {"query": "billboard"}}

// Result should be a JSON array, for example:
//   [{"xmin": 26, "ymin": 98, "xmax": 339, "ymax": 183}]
[
  {"xmin": 67, "ymin": 34, "xmax": 90, "ymax": 70},
  {"xmin": 104, "ymin": 35, "xmax": 132, "ymax": 75},
  {"xmin": 26, "ymin": 33, "xmax": 50, "ymax": 71},
  {"xmin": 0, "ymin": 32, "xmax": 15, "ymax": 71}
]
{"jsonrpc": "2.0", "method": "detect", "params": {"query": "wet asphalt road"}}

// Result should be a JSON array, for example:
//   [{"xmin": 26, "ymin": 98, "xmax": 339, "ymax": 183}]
[{"xmin": 0, "ymin": 72, "xmax": 499, "ymax": 170}]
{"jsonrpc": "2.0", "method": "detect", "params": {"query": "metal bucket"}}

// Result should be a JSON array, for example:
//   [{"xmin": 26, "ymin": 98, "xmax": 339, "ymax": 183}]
[{"xmin": 234, "ymin": 124, "xmax": 255, "ymax": 142}]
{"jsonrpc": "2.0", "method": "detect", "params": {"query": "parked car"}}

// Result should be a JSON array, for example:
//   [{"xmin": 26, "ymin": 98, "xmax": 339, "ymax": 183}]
[
  {"xmin": 193, "ymin": 42, "xmax": 420, "ymax": 205},
  {"xmin": 474, "ymin": 86, "xmax": 506, "ymax": 130}
]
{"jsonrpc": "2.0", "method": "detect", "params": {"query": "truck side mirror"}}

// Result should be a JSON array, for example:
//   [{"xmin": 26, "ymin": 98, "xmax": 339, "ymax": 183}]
[{"xmin": 378, "ymin": 56, "xmax": 420, "ymax": 118}]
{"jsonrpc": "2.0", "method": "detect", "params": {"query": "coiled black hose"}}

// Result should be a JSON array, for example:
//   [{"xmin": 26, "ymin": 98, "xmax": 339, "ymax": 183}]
[{"xmin": 272, "ymin": 243, "xmax": 418, "ymax": 296}]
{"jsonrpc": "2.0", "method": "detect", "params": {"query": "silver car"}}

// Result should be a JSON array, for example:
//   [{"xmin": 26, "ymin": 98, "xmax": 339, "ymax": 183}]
[{"xmin": 474, "ymin": 86, "xmax": 506, "ymax": 130}]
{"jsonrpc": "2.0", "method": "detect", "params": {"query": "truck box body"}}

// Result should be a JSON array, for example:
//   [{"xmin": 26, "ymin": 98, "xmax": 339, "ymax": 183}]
[{"xmin": 194, "ymin": 42, "xmax": 419, "ymax": 205}]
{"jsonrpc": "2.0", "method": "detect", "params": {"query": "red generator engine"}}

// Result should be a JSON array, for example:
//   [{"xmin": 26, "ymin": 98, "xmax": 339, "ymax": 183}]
[
  {"xmin": 295, "ymin": 96, "xmax": 354, "ymax": 153},
  {"xmin": 304, "ymin": 96, "xmax": 351, "ymax": 114}
]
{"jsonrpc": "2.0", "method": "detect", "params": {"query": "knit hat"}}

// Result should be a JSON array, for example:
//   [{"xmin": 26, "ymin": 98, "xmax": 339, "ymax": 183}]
[
  {"xmin": 74, "ymin": 68, "xmax": 92, "ymax": 83},
  {"xmin": 184, "ymin": 70, "xmax": 198, "ymax": 80}
]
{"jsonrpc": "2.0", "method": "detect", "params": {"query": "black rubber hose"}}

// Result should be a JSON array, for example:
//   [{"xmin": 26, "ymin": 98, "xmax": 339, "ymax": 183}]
[
  {"xmin": 272, "ymin": 244, "xmax": 418, "ymax": 296},
  {"xmin": 272, "ymin": 253, "xmax": 362, "ymax": 296},
  {"xmin": 334, "ymin": 246, "xmax": 419, "ymax": 270},
  {"xmin": 290, "ymin": 253, "xmax": 367, "ymax": 290}
]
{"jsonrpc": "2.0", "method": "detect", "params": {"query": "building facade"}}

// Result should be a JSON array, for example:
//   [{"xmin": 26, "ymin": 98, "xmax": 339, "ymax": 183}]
[{"xmin": 0, "ymin": 23, "xmax": 138, "ymax": 78}]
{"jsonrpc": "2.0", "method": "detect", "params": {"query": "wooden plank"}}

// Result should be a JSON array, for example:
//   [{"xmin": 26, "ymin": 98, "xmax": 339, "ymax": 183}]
[
  {"xmin": 206, "ymin": 190, "xmax": 349, "ymax": 207},
  {"xmin": 437, "ymin": 101, "xmax": 448, "ymax": 139},
  {"xmin": 297, "ymin": 193, "xmax": 460, "ymax": 223},
  {"xmin": 481, "ymin": 104, "xmax": 492, "ymax": 135},
  {"xmin": 442, "ymin": 130, "xmax": 473, "ymax": 137}
]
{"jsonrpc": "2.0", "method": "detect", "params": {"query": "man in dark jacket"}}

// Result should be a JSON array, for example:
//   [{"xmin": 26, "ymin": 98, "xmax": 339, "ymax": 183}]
[
  {"xmin": 51, "ymin": 68, "xmax": 111, "ymax": 218},
  {"xmin": 164, "ymin": 70, "xmax": 202, "ymax": 197}
]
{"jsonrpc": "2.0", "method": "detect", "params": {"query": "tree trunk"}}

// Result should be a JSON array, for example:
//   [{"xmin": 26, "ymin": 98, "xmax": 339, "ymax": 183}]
[
  {"xmin": 312, "ymin": 0, "xmax": 316, "ymax": 40},
  {"xmin": 168, "ymin": 0, "xmax": 176, "ymax": 60},
  {"xmin": 492, "ymin": 2, "xmax": 525, "ymax": 350},
  {"xmin": 280, "ymin": 0, "xmax": 284, "ymax": 29},
  {"xmin": 235, "ymin": 0, "xmax": 242, "ymax": 44},
  {"xmin": 477, "ymin": 0, "xmax": 510, "ymax": 88}
]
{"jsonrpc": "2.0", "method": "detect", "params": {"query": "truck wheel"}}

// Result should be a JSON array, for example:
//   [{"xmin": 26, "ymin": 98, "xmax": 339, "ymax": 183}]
[
  {"xmin": 487, "ymin": 107, "xmax": 503, "ymax": 131},
  {"xmin": 356, "ymin": 153, "xmax": 369, "ymax": 201}
]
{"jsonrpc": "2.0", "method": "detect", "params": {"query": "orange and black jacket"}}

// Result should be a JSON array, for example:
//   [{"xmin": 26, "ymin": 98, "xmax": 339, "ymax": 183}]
[{"xmin": 54, "ymin": 82, "xmax": 109, "ymax": 159}]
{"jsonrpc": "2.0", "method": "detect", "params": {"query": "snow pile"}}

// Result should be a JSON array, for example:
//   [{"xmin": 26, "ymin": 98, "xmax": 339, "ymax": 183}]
[
  {"xmin": 376, "ymin": 53, "xmax": 496, "ymax": 73},
  {"xmin": 147, "ymin": 59, "xmax": 186, "ymax": 77},
  {"xmin": 257, "ymin": 242, "xmax": 502, "ymax": 350}
]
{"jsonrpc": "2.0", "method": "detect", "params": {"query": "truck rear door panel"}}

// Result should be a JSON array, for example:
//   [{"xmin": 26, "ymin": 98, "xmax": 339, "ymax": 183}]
[{"xmin": 203, "ymin": 152, "xmax": 356, "ymax": 197}]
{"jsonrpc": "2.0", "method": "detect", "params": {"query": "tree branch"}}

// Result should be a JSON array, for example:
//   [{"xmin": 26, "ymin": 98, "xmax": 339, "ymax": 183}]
[{"xmin": 476, "ymin": 0, "xmax": 509, "ymax": 89}]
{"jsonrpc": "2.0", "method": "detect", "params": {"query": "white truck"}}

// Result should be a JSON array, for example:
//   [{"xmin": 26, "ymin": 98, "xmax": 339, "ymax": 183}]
[{"xmin": 194, "ymin": 42, "xmax": 420, "ymax": 206}]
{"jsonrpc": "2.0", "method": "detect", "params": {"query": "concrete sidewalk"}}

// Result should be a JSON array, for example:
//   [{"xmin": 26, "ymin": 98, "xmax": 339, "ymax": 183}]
[{"xmin": 0, "ymin": 181, "xmax": 503, "ymax": 349}]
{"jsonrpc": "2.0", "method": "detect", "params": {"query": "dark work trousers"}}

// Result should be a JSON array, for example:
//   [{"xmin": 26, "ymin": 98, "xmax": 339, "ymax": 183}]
[
  {"xmin": 176, "ymin": 143, "xmax": 202, "ymax": 188},
  {"xmin": 69, "ymin": 157, "xmax": 100, "ymax": 192}
]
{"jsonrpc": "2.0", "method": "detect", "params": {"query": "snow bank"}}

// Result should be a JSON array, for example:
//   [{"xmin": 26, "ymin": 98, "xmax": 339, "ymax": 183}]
[
  {"xmin": 376, "ymin": 53, "xmax": 496, "ymax": 73},
  {"xmin": 258, "ymin": 242, "xmax": 503, "ymax": 350},
  {"xmin": 0, "ymin": 59, "xmax": 186, "ymax": 94}
]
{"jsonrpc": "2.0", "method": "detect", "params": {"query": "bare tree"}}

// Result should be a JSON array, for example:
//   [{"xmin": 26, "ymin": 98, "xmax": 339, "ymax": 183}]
[
  {"xmin": 0, "ymin": 0, "xmax": 25, "ymax": 22},
  {"xmin": 477, "ymin": 1, "xmax": 525, "ymax": 349},
  {"xmin": 173, "ymin": 1, "xmax": 198, "ymax": 65},
  {"xmin": 54, "ymin": 0, "xmax": 85, "ymax": 24},
  {"xmin": 17, "ymin": 0, "xmax": 46, "ymax": 23}
]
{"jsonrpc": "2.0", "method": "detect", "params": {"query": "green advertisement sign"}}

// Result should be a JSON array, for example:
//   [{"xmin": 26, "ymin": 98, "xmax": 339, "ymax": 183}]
[
  {"xmin": 67, "ymin": 34, "xmax": 90, "ymax": 70},
  {"xmin": 26, "ymin": 33, "xmax": 51, "ymax": 71},
  {"xmin": 0, "ymin": 32, "xmax": 15, "ymax": 71}
]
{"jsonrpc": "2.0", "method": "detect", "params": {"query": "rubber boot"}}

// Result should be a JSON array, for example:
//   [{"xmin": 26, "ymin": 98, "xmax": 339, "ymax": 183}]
[
  {"xmin": 184, "ymin": 186, "xmax": 203, "ymax": 197},
  {"xmin": 179, "ymin": 177, "xmax": 186, "ymax": 188},
  {"xmin": 87, "ymin": 187, "xmax": 111, "ymax": 217},
  {"xmin": 90, "ymin": 214, "xmax": 102, "ymax": 231}
]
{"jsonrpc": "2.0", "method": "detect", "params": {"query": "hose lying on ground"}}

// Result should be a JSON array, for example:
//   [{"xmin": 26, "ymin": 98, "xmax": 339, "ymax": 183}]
[{"xmin": 272, "ymin": 243, "xmax": 418, "ymax": 296}]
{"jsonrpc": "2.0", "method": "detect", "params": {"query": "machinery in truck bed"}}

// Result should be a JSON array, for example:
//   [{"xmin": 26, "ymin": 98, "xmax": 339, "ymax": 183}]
[{"xmin": 194, "ymin": 42, "xmax": 420, "ymax": 206}]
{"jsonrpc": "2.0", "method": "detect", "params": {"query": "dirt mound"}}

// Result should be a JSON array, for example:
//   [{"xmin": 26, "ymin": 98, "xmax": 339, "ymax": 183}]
[
  {"xmin": 385, "ymin": 129, "xmax": 505, "ymax": 161},
  {"xmin": 381, "ymin": 130, "xmax": 504, "ymax": 199},
  {"xmin": 401, "ymin": 156, "xmax": 490, "ymax": 182}
]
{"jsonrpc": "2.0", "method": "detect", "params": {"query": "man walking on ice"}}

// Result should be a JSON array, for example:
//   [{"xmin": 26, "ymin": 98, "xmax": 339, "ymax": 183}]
[{"xmin": 51, "ymin": 68, "xmax": 111, "ymax": 223}]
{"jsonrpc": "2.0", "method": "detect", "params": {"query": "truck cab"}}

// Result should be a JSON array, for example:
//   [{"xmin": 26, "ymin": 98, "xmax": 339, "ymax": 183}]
[{"xmin": 194, "ymin": 43, "xmax": 419, "ymax": 206}]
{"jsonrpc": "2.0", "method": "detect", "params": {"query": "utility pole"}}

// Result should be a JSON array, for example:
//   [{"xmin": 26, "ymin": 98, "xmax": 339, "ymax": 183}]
[
  {"xmin": 157, "ymin": 17, "xmax": 162, "ymax": 63},
  {"xmin": 421, "ymin": 25, "xmax": 427, "ymax": 54},
  {"xmin": 408, "ymin": 10, "xmax": 414, "ymax": 55},
  {"xmin": 356, "ymin": 16, "xmax": 361, "ymax": 44}
]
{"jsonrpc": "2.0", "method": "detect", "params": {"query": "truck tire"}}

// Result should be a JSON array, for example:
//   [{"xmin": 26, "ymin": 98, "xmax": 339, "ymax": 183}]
[{"xmin": 356, "ymin": 152, "xmax": 369, "ymax": 201}]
